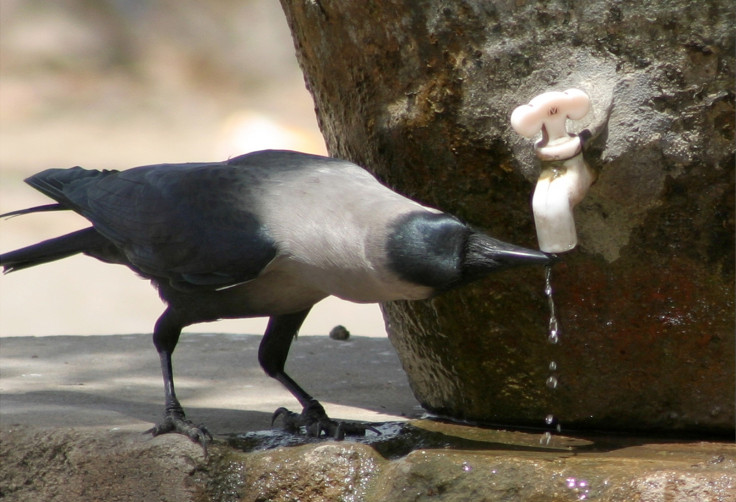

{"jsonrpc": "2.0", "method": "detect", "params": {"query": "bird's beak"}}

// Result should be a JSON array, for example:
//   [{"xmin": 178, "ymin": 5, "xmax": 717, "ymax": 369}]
[
  {"xmin": 468, "ymin": 233, "xmax": 556, "ymax": 270},
  {"xmin": 492, "ymin": 242, "xmax": 556, "ymax": 267}
]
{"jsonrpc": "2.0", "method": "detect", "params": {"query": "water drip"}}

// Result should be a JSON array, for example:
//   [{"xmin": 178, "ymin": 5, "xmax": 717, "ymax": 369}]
[
  {"xmin": 545, "ymin": 266, "xmax": 560, "ymax": 345},
  {"xmin": 543, "ymin": 264, "xmax": 562, "ymax": 438}
]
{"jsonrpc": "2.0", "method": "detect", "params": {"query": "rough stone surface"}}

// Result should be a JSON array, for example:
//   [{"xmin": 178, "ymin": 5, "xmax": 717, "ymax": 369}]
[
  {"xmin": 279, "ymin": 0, "xmax": 735, "ymax": 432},
  {"xmin": 2, "ymin": 425, "xmax": 735, "ymax": 502},
  {"xmin": 369, "ymin": 441, "xmax": 736, "ymax": 502},
  {"xmin": 0, "ymin": 426, "xmax": 205, "ymax": 502},
  {"xmin": 228, "ymin": 442, "xmax": 382, "ymax": 502}
]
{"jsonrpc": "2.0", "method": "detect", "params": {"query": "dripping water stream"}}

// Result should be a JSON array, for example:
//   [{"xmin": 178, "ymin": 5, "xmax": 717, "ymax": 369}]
[{"xmin": 541, "ymin": 264, "xmax": 561, "ymax": 445}]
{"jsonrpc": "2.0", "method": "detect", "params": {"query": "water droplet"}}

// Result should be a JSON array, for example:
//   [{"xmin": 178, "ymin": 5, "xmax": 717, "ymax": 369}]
[
  {"xmin": 540, "ymin": 431, "xmax": 552, "ymax": 445},
  {"xmin": 547, "ymin": 331, "xmax": 559, "ymax": 344},
  {"xmin": 548, "ymin": 315, "xmax": 558, "ymax": 330},
  {"xmin": 545, "ymin": 265, "xmax": 561, "ymax": 344},
  {"xmin": 546, "ymin": 376, "xmax": 558, "ymax": 389},
  {"xmin": 549, "ymin": 315, "xmax": 559, "ymax": 331},
  {"xmin": 545, "ymin": 414, "xmax": 555, "ymax": 425},
  {"xmin": 548, "ymin": 361, "xmax": 557, "ymax": 371}
]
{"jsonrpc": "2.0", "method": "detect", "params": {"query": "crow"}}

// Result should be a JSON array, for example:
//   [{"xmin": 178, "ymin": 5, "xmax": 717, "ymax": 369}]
[{"xmin": 1, "ymin": 149, "xmax": 551, "ymax": 450}]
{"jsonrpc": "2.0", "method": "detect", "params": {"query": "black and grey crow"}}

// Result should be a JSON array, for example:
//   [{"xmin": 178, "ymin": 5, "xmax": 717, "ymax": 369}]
[{"xmin": 1, "ymin": 149, "xmax": 551, "ymax": 448}]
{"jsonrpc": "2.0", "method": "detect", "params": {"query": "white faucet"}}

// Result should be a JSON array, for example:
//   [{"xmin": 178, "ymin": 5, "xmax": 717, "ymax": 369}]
[{"xmin": 511, "ymin": 89, "xmax": 596, "ymax": 253}]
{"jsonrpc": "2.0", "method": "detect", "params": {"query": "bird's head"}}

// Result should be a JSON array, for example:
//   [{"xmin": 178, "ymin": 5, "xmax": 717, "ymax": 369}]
[{"xmin": 386, "ymin": 211, "xmax": 553, "ymax": 292}]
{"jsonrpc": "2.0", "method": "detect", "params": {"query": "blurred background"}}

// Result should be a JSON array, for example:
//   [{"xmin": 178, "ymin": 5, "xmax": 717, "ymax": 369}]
[{"xmin": 0, "ymin": 0, "xmax": 386, "ymax": 337}]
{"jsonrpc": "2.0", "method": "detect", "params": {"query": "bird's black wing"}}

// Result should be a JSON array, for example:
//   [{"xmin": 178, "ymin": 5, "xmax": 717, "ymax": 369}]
[{"xmin": 25, "ymin": 159, "xmax": 278, "ymax": 290}]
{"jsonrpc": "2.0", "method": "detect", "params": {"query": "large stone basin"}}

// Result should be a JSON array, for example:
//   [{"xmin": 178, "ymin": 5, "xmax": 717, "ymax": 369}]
[{"xmin": 281, "ymin": 0, "xmax": 735, "ymax": 433}]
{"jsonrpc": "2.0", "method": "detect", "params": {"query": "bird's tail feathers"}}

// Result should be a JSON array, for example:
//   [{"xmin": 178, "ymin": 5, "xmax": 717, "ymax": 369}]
[
  {"xmin": 1, "ymin": 203, "xmax": 67, "ymax": 219},
  {"xmin": 0, "ymin": 227, "xmax": 105, "ymax": 273},
  {"xmin": 22, "ymin": 167, "xmax": 111, "ymax": 212}
]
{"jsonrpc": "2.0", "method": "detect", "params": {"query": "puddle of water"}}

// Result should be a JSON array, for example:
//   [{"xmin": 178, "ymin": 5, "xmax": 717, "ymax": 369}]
[
  {"xmin": 225, "ymin": 419, "xmax": 594, "ymax": 460},
  {"xmin": 224, "ymin": 417, "xmax": 731, "ymax": 462}
]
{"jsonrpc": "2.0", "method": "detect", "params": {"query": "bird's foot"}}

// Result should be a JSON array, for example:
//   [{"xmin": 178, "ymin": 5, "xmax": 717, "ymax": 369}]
[
  {"xmin": 271, "ymin": 399, "xmax": 379, "ymax": 440},
  {"xmin": 145, "ymin": 408, "xmax": 213, "ymax": 456}
]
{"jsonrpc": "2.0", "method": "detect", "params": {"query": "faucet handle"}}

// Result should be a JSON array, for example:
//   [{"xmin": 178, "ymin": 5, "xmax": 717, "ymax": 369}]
[{"xmin": 510, "ymin": 89, "xmax": 590, "ymax": 161}]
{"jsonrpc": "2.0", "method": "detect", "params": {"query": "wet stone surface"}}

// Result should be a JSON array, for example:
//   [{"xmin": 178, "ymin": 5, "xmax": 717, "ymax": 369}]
[{"xmin": 2, "ymin": 421, "xmax": 734, "ymax": 502}]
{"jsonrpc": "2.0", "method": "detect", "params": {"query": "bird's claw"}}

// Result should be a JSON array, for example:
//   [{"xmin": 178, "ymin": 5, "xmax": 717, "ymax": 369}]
[
  {"xmin": 271, "ymin": 401, "xmax": 380, "ymax": 440},
  {"xmin": 145, "ymin": 410, "xmax": 213, "ymax": 457}
]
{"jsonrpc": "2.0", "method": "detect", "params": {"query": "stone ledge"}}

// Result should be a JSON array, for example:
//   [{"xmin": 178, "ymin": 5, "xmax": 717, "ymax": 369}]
[{"xmin": 1, "ymin": 425, "xmax": 734, "ymax": 502}]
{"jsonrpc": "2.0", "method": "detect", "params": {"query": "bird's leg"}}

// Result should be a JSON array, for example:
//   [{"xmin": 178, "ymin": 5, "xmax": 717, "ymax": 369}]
[
  {"xmin": 259, "ymin": 310, "xmax": 378, "ymax": 439},
  {"xmin": 146, "ymin": 310, "xmax": 212, "ymax": 453}
]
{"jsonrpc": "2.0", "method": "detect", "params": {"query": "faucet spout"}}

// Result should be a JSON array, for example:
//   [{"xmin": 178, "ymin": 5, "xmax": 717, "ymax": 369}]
[{"xmin": 531, "ymin": 155, "xmax": 595, "ymax": 253}]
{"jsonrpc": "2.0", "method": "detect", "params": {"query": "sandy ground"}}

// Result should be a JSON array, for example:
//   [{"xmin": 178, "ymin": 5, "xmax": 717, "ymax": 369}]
[{"xmin": 0, "ymin": 333, "xmax": 420, "ymax": 433}]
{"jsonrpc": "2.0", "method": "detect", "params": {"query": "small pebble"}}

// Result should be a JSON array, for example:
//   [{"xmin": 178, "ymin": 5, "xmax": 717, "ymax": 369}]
[{"xmin": 329, "ymin": 325, "xmax": 350, "ymax": 340}]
